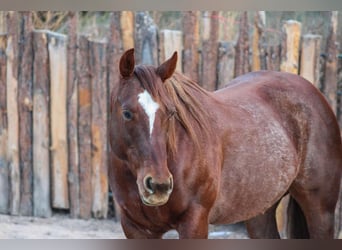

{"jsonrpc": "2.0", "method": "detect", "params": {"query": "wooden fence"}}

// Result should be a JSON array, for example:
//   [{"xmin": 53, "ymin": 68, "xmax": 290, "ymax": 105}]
[{"xmin": 0, "ymin": 11, "xmax": 341, "ymax": 235}]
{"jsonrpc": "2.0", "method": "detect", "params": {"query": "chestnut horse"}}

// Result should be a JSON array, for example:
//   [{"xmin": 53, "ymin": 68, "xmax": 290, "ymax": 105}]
[{"xmin": 109, "ymin": 48, "xmax": 342, "ymax": 239}]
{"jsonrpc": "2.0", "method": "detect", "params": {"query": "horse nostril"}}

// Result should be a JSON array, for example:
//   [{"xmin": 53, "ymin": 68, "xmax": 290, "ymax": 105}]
[{"xmin": 144, "ymin": 176, "xmax": 154, "ymax": 194}]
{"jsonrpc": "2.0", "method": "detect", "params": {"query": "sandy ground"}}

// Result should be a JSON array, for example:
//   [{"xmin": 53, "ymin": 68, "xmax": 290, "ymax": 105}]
[{"xmin": 0, "ymin": 213, "xmax": 249, "ymax": 239}]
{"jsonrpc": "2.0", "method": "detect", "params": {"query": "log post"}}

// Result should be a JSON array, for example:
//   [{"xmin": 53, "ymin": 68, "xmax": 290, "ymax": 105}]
[
  {"xmin": 0, "ymin": 34, "xmax": 8, "ymax": 214},
  {"xmin": 18, "ymin": 11, "xmax": 34, "ymax": 216},
  {"xmin": 90, "ymin": 40, "xmax": 108, "ymax": 219},
  {"xmin": 67, "ymin": 11, "xmax": 80, "ymax": 218},
  {"xmin": 252, "ymin": 11, "xmax": 266, "ymax": 71},
  {"xmin": 107, "ymin": 11, "xmax": 123, "ymax": 221},
  {"xmin": 182, "ymin": 11, "xmax": 200, "ymax": 82},
  {"xmin": 201, "ymin": 11, "xmax": 219, "ymax": 91},
  {"xmin": 120, "ymin": 11, "xmax": 134, "ymax": 51},
  {"xmin": 134, "ymin": 11, "xmax": 158, "ymax": 65},
  {"xmin": 234, "ymin": 11, "xmax": 250, "ymax": 77},
  {"xmin": 32, "ymin": 30, "xmax": 52, "ymax": 217},
  {"xmin": 77, "ymin": 36, "xmax": 92, "ymax": 219},
  {"xmin": 48, "ymin": 31, "xmax": 69, "ymax": 210},
  {"xmin": 217, "ymin": 41, "xmax": 235, "ymax": 89},
  {"xmin": 280, "ymin": 20, "xmax": 302, "ymax": 74},
  {"xmin": 322, "ymin": 11, "xmax": 338, "ymax": 114},
  {"xmin": 300, "ymin": 34, "xmax": 322, "ymax": 89},
  {"xmin": 277, "ymin": 19, "xmax": 302, "ymax": 238},
  {"xmin": 159, "ymin": 29, "xmax": 183, "ymax": 73},
  {"xmin": 6, "ymin": 11, "xmax": 20, "ymax": 216},
  {"xmin": 0, "ymin": 11, "xmax": 6, "ymax": 34},
  {"xmin": 261, "ymin": 44, "xmax": 281, "ymax": 71}
]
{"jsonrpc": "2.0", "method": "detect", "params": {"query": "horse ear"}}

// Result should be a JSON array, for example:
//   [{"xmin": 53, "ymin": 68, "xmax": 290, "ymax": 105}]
[
  {"xmin": 157, "ymin": 51, "xmax": 178, "ymax": 82},
  {"xmin": 119, "ymin": 48, "xmax": 135, "ymax": 78}
]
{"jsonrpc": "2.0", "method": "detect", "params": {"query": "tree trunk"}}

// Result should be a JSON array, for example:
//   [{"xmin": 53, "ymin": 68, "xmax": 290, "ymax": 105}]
[
  {"xmin": 67, "ymin": 11, "xmax": 80, "ymax": 218},
  {"xmin": 18, "ymin": 11, "xmax": 34, "ymax": 216},
  {"xmin": 234, "ymin": 11, "xmax": 250, "ymax": 77},
  {"xmin": 201, "ymin": 11, "xmax": 219, "ymax": 91},
  {"xmin": 90, "ymin": 40, "xmax": 108, "ymax": 219},
  {"xmin": 77, "ymin": 36, "xmax": 92, "ymax": 219},
  {"xmin": 0, "ymin": 33, "xmax": 8, "ymax": 214},
  {"xmin": 32, "ymin": 30, "xmax": 52, "ymax": 218},
  {"xmin": 182, "ymin": 11, "xmax": 200, "ymax": 82},
  {"xmin": 6, "ymin": 11, "xmax": 20, "ymax": 216},
  {"xmin": 48, "ymin": 31, "xmax": 69, "ymax": 210}
]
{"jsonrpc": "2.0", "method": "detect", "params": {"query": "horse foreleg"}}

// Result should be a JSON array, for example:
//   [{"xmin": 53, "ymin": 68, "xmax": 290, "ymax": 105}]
[
  {"xmin": 245, "ymin": 201, "xmax": 280, "ymax": 239},
  {"xmin": 177, "ymin": 204, "xmax": 210, "ymax": 239},
  {"xmin": 120, "ymin": 213, "xmax": 163, "ymax": 239}
]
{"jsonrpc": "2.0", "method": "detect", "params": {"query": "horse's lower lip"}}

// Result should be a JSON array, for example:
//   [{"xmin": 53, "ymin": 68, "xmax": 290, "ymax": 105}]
[{"xmin": 140, "ymin": 195, "xmax": 169, "ymax": 206}]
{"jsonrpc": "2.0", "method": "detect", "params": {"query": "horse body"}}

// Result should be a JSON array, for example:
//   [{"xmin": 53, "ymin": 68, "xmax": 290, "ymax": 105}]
[{"xmin": 109, "ymin": 49, "xmax": 342, "ymax": 238}]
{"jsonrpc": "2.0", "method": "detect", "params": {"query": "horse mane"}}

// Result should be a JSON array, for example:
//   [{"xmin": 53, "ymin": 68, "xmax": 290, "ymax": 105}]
[{"xmin": 134, "ymin": 65, "xmax": 213, "ymax": 156}]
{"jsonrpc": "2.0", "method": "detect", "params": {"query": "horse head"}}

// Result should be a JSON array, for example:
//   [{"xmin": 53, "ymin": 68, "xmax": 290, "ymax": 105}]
[{"xmin": 110, "ymin": 48, "xmax": 178, "ymax": 206}]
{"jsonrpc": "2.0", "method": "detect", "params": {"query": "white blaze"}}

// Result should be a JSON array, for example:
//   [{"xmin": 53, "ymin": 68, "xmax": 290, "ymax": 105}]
[{"xmin": 138, "ymin": 90, "xmax": 159, "ymax": 137}]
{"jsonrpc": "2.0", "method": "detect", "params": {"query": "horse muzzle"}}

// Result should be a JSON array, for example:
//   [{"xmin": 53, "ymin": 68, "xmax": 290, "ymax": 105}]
[{"xmin": 139, "ymin": 175, "xmax": 173, "ymax": 206}]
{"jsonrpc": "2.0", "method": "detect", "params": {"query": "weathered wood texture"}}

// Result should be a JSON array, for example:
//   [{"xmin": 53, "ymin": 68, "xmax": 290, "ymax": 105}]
[
  {"xmin": 261, "ymin": 44, "xmax": 281, "ymax": 71},
  {"xmin": 280, "ymin": 20, "xmax": 302, "ymax": 74},
  {"xmin": 78, "ymin": 36, "xmax": 92, "ymax": 219},
  {"xmin": 6, "ymin": 11, "xmax": 20, "ymax": 216},
  {"xmin": 0, "ymin": 34, "xmax": 8, "ymax": 214},
  {"xmin": 67, "ymin": 11, "xmax": 80, "ymax": 218},
  {"xmin": 201, "ymin": 11, "xmax": 219, "ymax": 91},
  {"xmin": 0, "ymin": 11, "xmax": 6, "ymax": 34},
  {"xmin": 18, "ymin": 11, "xmax": 34, "ymax": 216},
  {"xmin": 217, "ymin": 41, "xmax": 235, "ymax": 89},
  {"xmin": 120, "ymin": 11, "xmax": 134, "ymax": 51},
  {"xmin": 323, "ymin": 11, "xmax": 338, "ymax": 114},
  {"xmin": 159, "ymin": 30, "xmax": 183, "ymax": 73},
  {"xmin": 182, "ymin": 11, "xmax": 200, "ymax": 82},
  {"xmin": 134, "ymin": 11, "xmax": 158, "ymax": 65},
  {"xmin": 32, "ymin": 31, "xmax": 52, "ymax": 218},
  {"xmin": 252, "ymin": 11, "xmax": 266, "ymax": 71},
  {"xmin": 300, "ymin": 34, "xmax": 322, "ymax": 89},
  {"xmin": 234, "ymin": 11, "xmax": 250, "ymax": 77},
  {"xmin": 48, "ymin": 32, "xmax": 69, "ymax": 210},
  {"xmin": 90, "ymin": 41, "xmax": 108, "ymax": 219},
  {"xmin": 107, "ymin": 11, "xmax": 123, "ymax": 221}
]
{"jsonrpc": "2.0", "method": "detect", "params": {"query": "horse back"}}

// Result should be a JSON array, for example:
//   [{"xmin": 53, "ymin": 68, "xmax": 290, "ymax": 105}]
[{"xmin": 210, "ymin": 71, "xmax": 342, "ymax": 224}]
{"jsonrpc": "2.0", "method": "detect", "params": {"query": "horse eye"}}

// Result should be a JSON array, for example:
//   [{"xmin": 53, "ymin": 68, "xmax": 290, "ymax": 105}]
[{"xmin": 122, "ymin": 110, "xmax": 133, "ymax": 121}]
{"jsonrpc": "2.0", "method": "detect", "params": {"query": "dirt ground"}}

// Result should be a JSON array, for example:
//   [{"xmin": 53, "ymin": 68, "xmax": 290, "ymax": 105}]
[{"xmin": 0, "ymin": 213, "xmax": 249, "ymax": 239}]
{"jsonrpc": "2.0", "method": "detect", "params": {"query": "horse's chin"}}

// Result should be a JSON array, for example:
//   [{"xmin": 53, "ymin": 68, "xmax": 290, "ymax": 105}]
[{"xmin": 140, "ymin": 194, "xmax": 170, "ymax": 207}]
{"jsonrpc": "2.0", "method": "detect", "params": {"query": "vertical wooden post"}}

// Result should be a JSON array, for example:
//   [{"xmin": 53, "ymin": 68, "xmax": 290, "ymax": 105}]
[
  {"xmin": 78, "ymin": 36, "xmax": 92, "ymax": 219},
  {"xmin": 6, "ymin": 11, "xmax": 20, "ymax": 216},
  {"xmin": 234, "ymin": 11, "xmax": 250, "ymax": 77},
  {"xmin": 201, "ymin": 10, "xmax": 219, "ymax": 91},
  {"xmin": 18, "ymin": 11, "xmax": 34, "ymax": 216},
  {"xmin": 32, "ymin": 31, "xmax": 52, "ymax": 217},
  {"xmin": 217, "ymin": 41, "xmax": 235, "ymax": 89},
  {"xmin": 252, "ymin": 11, "xmax": 265, "ymax": 71},
  {"xmin": 67, "ymin": 11, "xmax": 80, "ymax": 218},
  {"xmin": 90, "ymin": 41, "xmax": 108, "ymax": 219},
  {"xmin": 134, "ymin": 11, "xmax": 158, "ymax": 65},
  {"xmin": 120, "ymin": 11, "xmax": 134, "ymax": 51},
  {"xmin": 48, "ymin": 32, "xmax": 69, "ymax": 210},
  {"xmin": 0, "ymin": 11, "xmax": 6, "ymax": 34},
  {"xmin": 280, "ymin": 20, "xmax": 302, "ymax": 74},
  {"xmin": 261, "ymin": 44, "xmax": 281, "ymax": 71},
  {"xmin": 278, "ymin": 20, "xmax": 301, "ymax": 237},
  {"xmin": 300, "ymin": 34, "xmax": 322, "ymax": 89},
  {"xmin": 159, "ymin": 30, "xmax": 183, "ymax": 72},
  {"xmin": 0, "ymin": 34, "xmax": 8, "ymax": 214},
  {"xmin": 182, "ymin": 11, "xmax": 200, "ymax": 82},
  {"xmin": 107, "ymin": 11, "xmax": 123, "ymax": 221},
  {"xmin": 323, "ymin": 11, "xmax": 338, "ymax": 114}
]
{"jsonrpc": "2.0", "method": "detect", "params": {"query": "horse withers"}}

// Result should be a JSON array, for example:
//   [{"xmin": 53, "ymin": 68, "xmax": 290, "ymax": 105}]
[{"xmin": 108, "ymin": 48, "xmax": 342, "ymax": 239}]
